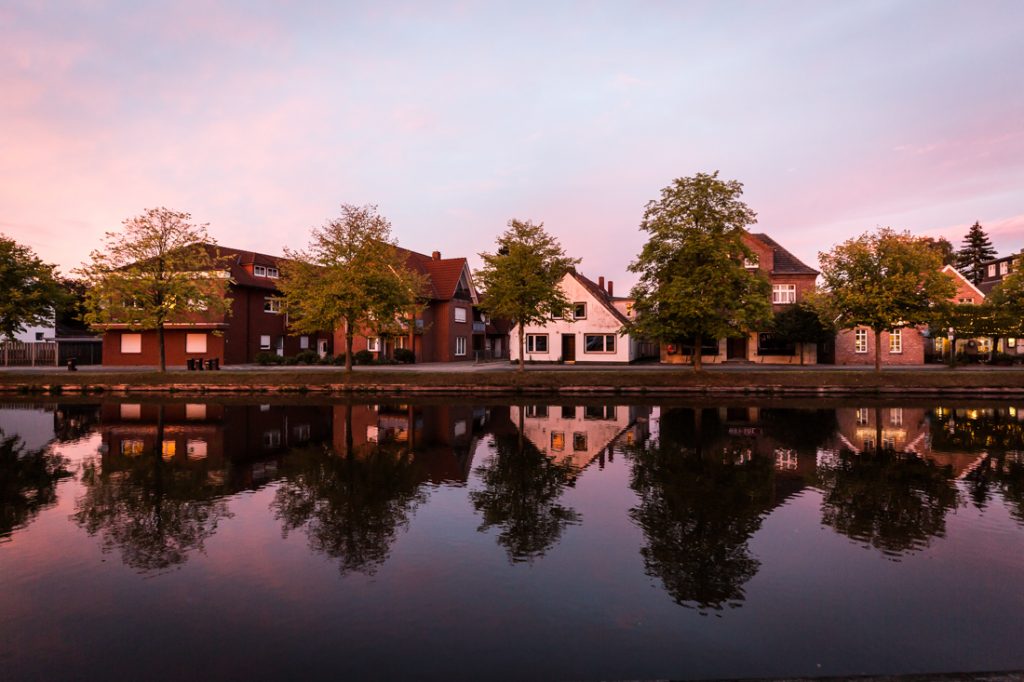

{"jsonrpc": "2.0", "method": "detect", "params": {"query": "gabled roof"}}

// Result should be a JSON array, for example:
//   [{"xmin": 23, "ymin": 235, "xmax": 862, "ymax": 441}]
[
  {"xmin": 748, "ymin": 233, "xmax": 819, "ymax": 276},
  {"xmin": 207, "ymin": 245, "xmax": 289, "ymax": 291},
  {"xmin": 941, "ymin": 264, "xmax": 986, "ymax": 301},
  {"xmin": 568, "ymin": 270, "xmax": 631, "ymax": 326},
  {"xmin": 397, "ymin": 248, "xmax": 476, "ymax": 302}
]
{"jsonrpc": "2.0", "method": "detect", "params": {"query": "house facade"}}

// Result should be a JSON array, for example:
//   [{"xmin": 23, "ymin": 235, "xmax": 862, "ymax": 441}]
[
  {"xmin": 101, "ymin": 246, "xmax": 334, "ymax": 366},
  {"xmin": 661, "ymin": 232, "xmax": 820, "ymax": 365},
  {"xmin": 977, "ymin": 253, "xmax": 1020, "ymax": 295},
  {"xmin": 510, "ymin": 270, "xmax": 654, "ymax": 364}
]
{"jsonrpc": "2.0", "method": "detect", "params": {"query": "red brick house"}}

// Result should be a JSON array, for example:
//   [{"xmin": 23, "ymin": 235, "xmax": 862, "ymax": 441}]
[
  {"xmin": 101, "ymin": 246, "xmax": 334, "ymax": 366},
  {"xmin": 661, "ymin": 232, "xmax": 820, "ymax": 365}
]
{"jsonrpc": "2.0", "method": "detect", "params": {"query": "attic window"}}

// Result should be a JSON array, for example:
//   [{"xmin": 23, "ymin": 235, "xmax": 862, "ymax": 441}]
[
  {"xmin": 743, "ymin": 257, "xmax": 759, "ymax": 269},
  {"xmin": 574, "ymin": 303, "xmax": 587, "ymax": 320},
  {"xmin": 254, "ymin": 265, "xmax": 279, "ymax": 278}
]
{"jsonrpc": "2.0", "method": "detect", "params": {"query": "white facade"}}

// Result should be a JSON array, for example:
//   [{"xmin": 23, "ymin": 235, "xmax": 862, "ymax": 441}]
[{"xmin": 510, "ymin": 272, "xmax": 641, "ymax": 363}]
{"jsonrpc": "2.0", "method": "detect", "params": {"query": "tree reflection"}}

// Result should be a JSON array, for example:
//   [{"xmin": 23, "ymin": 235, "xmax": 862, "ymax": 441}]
[
  {"xmin": 271, "ymin": 406, "xmax": 427, "ymax": 575},
  {"xmin": 816, "ymin": 445, "xmax": 960, "ymax": 556},
  {"xmin": 470, "ymin": 423, "xmax": 581, "ymax": 564},
  {"xmin": 72, "ymin": 408, "xmax": 231, "ymax": 571},
  {"xmin": 963, "ymin": 453, "xmax": 1024, "ymax": 526},
  {"xmin": 627, "ymin": 408, "xmax": 774, "ymax": 611},
  {"xmin": 1, "ymin": 433, "xmax": 71, "ymax": 542}
]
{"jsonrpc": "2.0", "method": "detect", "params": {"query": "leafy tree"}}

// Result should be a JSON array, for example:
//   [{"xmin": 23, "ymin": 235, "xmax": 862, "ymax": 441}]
[
  {"xmin": 921, "ymin": 236, "xmax": 957, "ymax": 267},
  {"xmin": 77, "ymin": 208, "xmax": 232, "ymax": 371},
  {"xmin": 817, "ymin": 228, "xmax": 955, "ymax": 372},
  {"xmin": 475, "ymin": 220, "xmax": 579, "ymax": 372},
  {"xmin": 280, "ymin": 204, "xmax": 427, "ymax": 372},
  {"xmin": 0, "ymin": 234, "xmax": 67, "ymax": 340},
  {"xmin": 955, "ymin": 221, "xmax": 997, "ymax": 284},
  {"xmin": 770, "ymin": 301, "xmax": 833, "ymax": 365},
  {"xmin": 55, "ymin": 277, "xmax": 90, "ymax": 333},
  {"xmin": 627, "ymin": 172, "xmax": 772, "ymax": 371},
  {"xmin": 986, "ymin": 257, "xmax": 1024, "ymax": 314}
]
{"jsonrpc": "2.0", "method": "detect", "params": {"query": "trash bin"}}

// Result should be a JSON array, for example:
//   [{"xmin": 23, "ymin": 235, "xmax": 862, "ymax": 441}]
[
  {"xmin": 187, "ymin": 358, "xmax": 196, "ymax": 371},
  {"xmin": 212, "ymin": 358, "xmax": 220, "ymax": 370},
  {"xmin": 206, "ymin": 359, "xmax": 215, "ymax": 371},
  {"xmin": 66, "ymin": 357, "xmax": 78, "ymax": 371},
  {"xmin": 196, "ymin": 358, "xmax": 205, "ymax": 371}
]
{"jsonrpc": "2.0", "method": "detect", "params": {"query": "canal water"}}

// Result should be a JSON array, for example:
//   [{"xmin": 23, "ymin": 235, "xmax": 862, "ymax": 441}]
[{"xmin": 1, "ymin": 398, "xmax": 1022, "ymax": 680}]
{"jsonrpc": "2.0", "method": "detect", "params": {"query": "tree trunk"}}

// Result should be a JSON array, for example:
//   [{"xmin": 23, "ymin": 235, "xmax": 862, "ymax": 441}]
[
  {"xmin": 875, "ymin": 407, "xmax": 883, "ymax": 454},
  {"xmin": 345, "ymin": 332, "xmax": 354, "ymax": 372},
  {"xmin": 158, "ymin": 324, "xmax": 166, "ymax": 372},
  {"xmin": 517, "ymin": 321, "xmax": 525, "ymax": 372},
  {"xmin": 874, "ymin": 327, "xmax": 882, "ymax": 373},
  {"xmin": 799, "ymin": 341, "xmax": 805, "ymax": 366},
  {"xmin": 692, "ymin": 334, "xmax": 703, "ymax": 372}
]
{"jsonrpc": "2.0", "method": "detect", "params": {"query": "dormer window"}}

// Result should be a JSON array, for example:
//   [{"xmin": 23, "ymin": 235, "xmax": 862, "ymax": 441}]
[
  {"xmin": 254, "ymin": 265, "xmax": 279, "ymax": 278},
  {"xmin": 988, "ymin": 264, "xmax": 997, "ymax": 277},
  {"xmin": 1000, "ymin": 261, "xmax": 1009, "ymax": 275}
]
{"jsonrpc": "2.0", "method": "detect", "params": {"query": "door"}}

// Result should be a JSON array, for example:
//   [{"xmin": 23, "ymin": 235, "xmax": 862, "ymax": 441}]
[
  {"xmin": 727, "ymin": 336, "xmax": 747, "ymax": 360},
  {"xmin": 562, "ymin": 334, "xmax": 576, "ymax": 362},
  {"xmin": 317, "ymin": 339, "xmax": 328, "ymax": 358}
]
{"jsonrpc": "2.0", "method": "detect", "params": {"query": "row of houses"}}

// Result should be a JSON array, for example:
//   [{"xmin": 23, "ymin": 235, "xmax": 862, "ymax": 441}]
[{"xmin": 92, "ymin": 232, "xmax": 1019, "ymax": 368}]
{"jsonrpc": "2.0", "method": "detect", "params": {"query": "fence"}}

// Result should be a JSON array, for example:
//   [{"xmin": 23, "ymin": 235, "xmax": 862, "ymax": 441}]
[{"xmin": 0, "ymin": 341, "xmax": 58, "ymax": 367}]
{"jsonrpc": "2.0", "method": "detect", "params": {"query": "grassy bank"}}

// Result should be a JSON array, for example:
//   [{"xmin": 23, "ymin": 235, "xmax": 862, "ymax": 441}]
[{"xmin": 2, "ymin": 367, "xmax": 1024, "ymax": 396}]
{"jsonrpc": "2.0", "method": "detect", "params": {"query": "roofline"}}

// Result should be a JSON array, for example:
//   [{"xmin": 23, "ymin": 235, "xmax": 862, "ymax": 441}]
[{"xmin": 942, "ymin": 264, "xmax": 986, "ymax": 300}]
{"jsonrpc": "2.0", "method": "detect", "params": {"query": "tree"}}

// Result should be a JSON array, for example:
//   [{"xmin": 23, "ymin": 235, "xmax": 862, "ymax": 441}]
[
  {"xmin": 921, "ymin": 236, "xmax": 957, "ymax": 267},
  {"xmin": 817, "ymin": 228, "xmax": 955, "ymax": 372},
  {"xmin": 955, "ymin": 221, "xmax": 997, "ymax": 285},
  {"xmin": 475, "ymin": 220, "xmax": 579, "ymax": 372},
  {"xmin": 280, "ymin": 204, "xmax": 426, "ymax": 372},
  {"xmin": 627, "ymin": 172, "xmax": 772, "ymax": 371},
  {"xmin": 0, "ymin": 234, "xmax": 67, "ymax": 340},
  {"xmin": 770, "ymin": 301, "xmax": 833, "ymax": 365},
  {"xmin": 77, "ymin": 208, "xmax": 231, "ymax": 371}
]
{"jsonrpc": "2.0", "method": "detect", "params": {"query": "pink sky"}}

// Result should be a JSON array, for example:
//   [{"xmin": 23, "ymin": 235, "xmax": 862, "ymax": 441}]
[{"xmin": 2, "ymin": 1, "xmax": 1022, "ymax": 288}]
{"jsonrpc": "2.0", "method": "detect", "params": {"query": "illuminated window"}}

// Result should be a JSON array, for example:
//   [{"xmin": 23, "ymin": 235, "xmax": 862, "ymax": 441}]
[
  {"xmin": 772, "ymin": 284, "xmax": 797, "ymax": 304},
  {"xmin": 856, "ymin": 408, "xmax": 869, "ymax": 425},
  {"xmin": 185, "ymin": 333, "xmax": 207, "ymax": 353},
  {"xmin": 121, "ymin": 439, "xmax": 145, "ymax": 456},
  {"xmin": 890, "ymin": 408, "xmax": 903, "ymax": 426},
  {"xmin": 161, "ymin": 440, "xmax": 176, "ymax": 459},
  {"xmin": 185, "ymin": 403, "xmax": 206, "ymax": 420},
  {"xmin": 550, "ymin": 432, "xmax": 565, "ymax": 451},
  {"xmin": 889, "ymin": 329, "xmax": 902, "ymax": 354},
  {"xmin": 854, "ymin": 329, "xmax": 868, "ymax": 353},
  {"xmin": 187, "ymin": 440, "xmax": 208, "ymax": 460},
  {"xmin": 121, "ymin": 333, "xmax": 142, "ymax": 354}
]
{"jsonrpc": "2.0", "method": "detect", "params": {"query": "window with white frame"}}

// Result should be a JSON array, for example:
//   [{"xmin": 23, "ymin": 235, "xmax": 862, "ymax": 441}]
[
  {"xmin": 455, "ymin": 336, "xmax": 467, "ymax": 356},
  {"xmin": 584, "ymin": 334, "xmax": 616, "ymax": 353},
  {"xmin": 367, "ymin": 337, "xmax": 380, "ymax": 352},
  {"xmin": 185, "ymin": 333, "xmax": 207, "ymax": 354},
  {"xmin": 454, "ymin": 307, "xmax": 467, "ymax": 323},
  {"xmin": 264, "ymin": 298, "xmax": 282, "ymax": 313},
  {"xmin": 743, "ymin": 257, "xmax": 759, "ymax": 269},
  {"xmin": 259, "ymin": 335, "xmax": 271, "ymax": 350},
  {"xmin": 267, "ymin": 267, "xmax": 279, "ymax": 278},
  {"xmin": 1000, "ymin": 261, "xmax": 1009, "ymax": 275},
  {"xmin": 1008, "ymin": 338, "xmax": 1017, "ymax": 348},
  {"xmin": 254, "ymin": 265, "xmax": 267, "ymax": 277},
  {"xmin": 856, "ymin": 408, "xmax": 869, "ymax": 425},
  {"xmin": 300, "ymin": 336, "xmax": 309, "ymax": 349},
  {"xmin": 988, "ymin": 264, "xmax": 997, "ymax": 277},
  {"xmin": 889, "ymin": 328, "xmax": 902, "ymax": 354},
  {"xmin": 573, "ymin": 302, "xmax": 587, "ymax": 319},
  {"xmin": 120, "ymin": 333, "xmax": 142, "ymax": 354},
  {"xmin": 890, "ymin": 407, "xmax": 903, "ymax": 426},
  {"xmin": 854, "ymin": 328, "xmax": 868, "ymax": 353},
  {"xmin": 525, "ymin": 334, "xmax": 548, "ymax": 353},
  {"xmin": 263, "ymin": 430, "xmax": 281, "ymax": 448},
  {"xmin": 959, "ymin": 297, "xmax": 975, "ymax": 304},
  {"xmin": 772, "ymin": 284, "xmax": 797, "ymax": 304}
]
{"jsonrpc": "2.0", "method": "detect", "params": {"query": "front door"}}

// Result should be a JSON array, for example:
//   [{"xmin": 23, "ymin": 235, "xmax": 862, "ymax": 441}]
[
  {"xmin": 317, "ymin": 339, "xmax": 328, "ymax": 358},
  {"xmin": 562, "ymin": 334, "xmax": 576, "ymax": 362},
  {"xmin": 727, "ymin": 336, "xmax": 747, "ymax": 360}
]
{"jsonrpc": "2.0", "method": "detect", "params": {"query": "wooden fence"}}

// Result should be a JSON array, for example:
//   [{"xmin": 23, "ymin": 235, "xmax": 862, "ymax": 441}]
[{"xmin": 0, "ymin": 341, "xmax": 58, "ymax": 367}]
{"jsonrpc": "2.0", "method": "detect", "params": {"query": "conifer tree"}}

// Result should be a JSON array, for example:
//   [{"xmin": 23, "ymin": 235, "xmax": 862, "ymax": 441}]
[{"xmin": 955, "ymin": 221, "xmax": 997, "ymax": 284}]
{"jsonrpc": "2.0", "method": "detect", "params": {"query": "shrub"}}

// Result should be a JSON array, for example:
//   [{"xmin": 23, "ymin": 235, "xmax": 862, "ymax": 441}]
[
  {"xmin": 256, "ymin": 352, "xmax": 284, "ymax": 365},
  {"xmin": 295, "ymin": 350, "xmax": 319, "ymax": 365},
  {"xmin": 332, "ymin": 354, "xmax": 348, "ymax": 366},
  {"xmin": 318, "ymin": 354, "xmax": 334, "ymax": 365},
  {"xmin": 283, "ymin": 355, "xmax": 299, "ymax": 365},
  {"xmin": 353, "ymin": 349, "xmax": 375, "ymax": 365},
  {"xmin": 394, "ymin": 348, "xmax": 415, "ymax": 364}
]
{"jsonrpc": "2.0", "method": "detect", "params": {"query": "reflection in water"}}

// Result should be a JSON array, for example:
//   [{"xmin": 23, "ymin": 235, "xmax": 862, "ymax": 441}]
[
  {"xmin": 272, "ymin": 405, "xmax": 427, "ymax": 575},
  {"xmin": 470, "ymin": 408, "xmax": 582, "ymax": 563},
  {"xmin": 0, "ymin": 431, "xmax": 71, "ymax": 543},
  {"xmin": 628, "ymin": 408, "xmax": 776, "ymax": 611}
]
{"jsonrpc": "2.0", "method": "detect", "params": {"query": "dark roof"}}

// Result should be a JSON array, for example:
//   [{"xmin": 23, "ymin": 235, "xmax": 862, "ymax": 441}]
[
  {"xmin": 569, "ymin": 270, "xmax": 631, "ymax": 326},
  {"xmin": 748, "ymin": 233, "xmax": 819, "ymax": 276},
  {"xmin": 207, "ymin": 245, "xmax": 288, "ymax": 291},
  {"xmin": 398, "ymin": 248, "xmax": 471, "ymax": 301}
]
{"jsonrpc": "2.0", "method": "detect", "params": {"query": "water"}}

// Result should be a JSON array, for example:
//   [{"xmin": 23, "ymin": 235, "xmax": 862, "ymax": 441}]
[{"xmin": 1, "ymin": 398, "xmax": 1023, "ymax": 680}]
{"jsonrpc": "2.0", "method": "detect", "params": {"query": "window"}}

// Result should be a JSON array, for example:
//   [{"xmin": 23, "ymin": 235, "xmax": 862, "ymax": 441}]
[
  {"xmin": 1008, "ymin": 338, "xmax": 1017, "ymax": 348},
  {"xmin": 187, "ymin": 440, "xmax": 208, "ymax": 460},
  {"xmin": 120, "ymin": 403, "xmax": 141, "ymax": 420},
  {"xmin": 299, "ymin": 336, "xmax": 309, "ymax": 350},
  {"xmin": 259, "ymin": 335, "xmax": 271, "ymax": 350},
  {"xmin": 757, "ymin": 333, "xmax": 796, "ymax": 356},
  {"xmin": 264, "ymin": 298, "xmax": 282, "ymax": 313},
  {"xmin": 267, "ymin": 267, "xmax": 279, "ymax": 278},
  {"xmin": 254, "ymin": 265, "xmax": 267, "ymax": 277},
  {"xmin": 743, "ymin": 257, "xmax": 759, "ymax": 269},
  {"xmin": 367, "ymin": 337, "xmax": 380, "ymax": 352},
  {"xmin": 573, "ymin": 433, "xmax": 588, "ymax": 451},
  {"xmin": 455, "ymin": 336, "xmax": 467, "ymax": 356},
  {"xmin": 584, "ymin": 334, "xmax": 616, "ymax": 353},
  {"xmin": 854, "ymin": 328, "xmax": 868, "ymax": 353},
  {"xmin": 574, "ymin": 302, "xmax": 587, "ymax": 319},
  {"xmin": 120, "ymin": 333, "xmax": 142, "ymax": 354},
  {"xmin": 772, "ymin": 284, "xmax": 797, "ymax": 304},
  {"xmin": 585, "ymin": 405, "xmax": 616, "ymax": 420},
  {"xmin": 121, "ymin": 439, "xmax": 145, "ymax": 456},
  {"xmin": 525, "ymin": 334, "xmax": 549, "ymax": 353},
  {"xmin": 161, "ymin": 440, "xmax": 176, "ymax": 459},
  {"xmin": 454, "ymin": 307, "xmax": 467, "ymax": 323},
  {"xmin": 293, "ymin": 424, "xmax": 311, "ymax": 442},
  {"xmin": 988, "ymin": 264, "xmax": 997, "ymax": 277},
  {"xmin": 889, "ymin": 328, "xmax": 902, "ymax": 354},
  {"xmin": 959, "ymin": 298, "xmax": 975, "ymax": 304},
  {"xmin": 856, "ymin": 408, "xmax": 869, "ymax": 425},
  {"xmin": 934, "ymin": 337, "xmax": 946, "ymax": 353},
  {"xmin": 890, "ymin": 408, "xmax": 903, "ymax": 426},
  {"xmin": 185, "ymin": 403, "xmax": 206, "ymax": 420},
  {"xmin": 35, "ymin": 332, "xmax": 44, "ymax": 341},
  {"xmin": 1000, "ymin": 261, "xmax": 1009, "ymax": 275},
  {"xmin": 185, "ymin": 333, "xmax": 207, "ymax": 354},
  {"xmin": 263, "ymin": 430, "xmax": 282, "ymax": 448},
  {"xmin": 562, "ymin": 405, "xmax": 576, "ymax": 419},
  {"xmin": 550, "ymin": 432, "xmax": 565, "ymax": 451},
  {"xmin": 525, "ymin": 405, "xmax": 548, "ymax": 418}
]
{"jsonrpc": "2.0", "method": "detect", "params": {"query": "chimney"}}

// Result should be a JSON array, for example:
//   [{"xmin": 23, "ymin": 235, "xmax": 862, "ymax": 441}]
[
  {"xmin": 432, "ymin": 250, "xmax": 441, "ymax": 260},
  {"xmin": 607, "ymin": 281, "xmax": 614, "ymax": 296},
  {"xmin": 598, "ymin": 276, "xmax": 605, "ymax": 289}
]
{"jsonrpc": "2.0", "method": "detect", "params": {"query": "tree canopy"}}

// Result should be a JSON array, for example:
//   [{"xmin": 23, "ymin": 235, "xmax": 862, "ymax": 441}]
[
  {"xmin": 770, "ymin": 302, "xmax": 834, "ymax": 365},
  {"xmin": 279, "ymin": 204, "xmax": 427, "ymax": 372},
  {"xmin": 626, "ymin": 172, "xmax": 772, "ymax": 371},
  {"xmin": 817, "ymin": 228, "xmax": 955, "ymax": 371},
  {"xmin": 77, "ymin": 207, "xmax": 231, "ymax": 371},
  {"xmin": 0, "ymin": 234, "xmax": 67, "ymax": 340},
  {"xmin": 475, "ymin": 219, "xmax": 579, "ymax": 371},
  {"xmin": 955, "ymin": 221, "xmax": 997, "ymax": 285}
]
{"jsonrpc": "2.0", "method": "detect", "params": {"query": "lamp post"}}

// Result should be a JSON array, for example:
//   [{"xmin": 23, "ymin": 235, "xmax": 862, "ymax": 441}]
[{"xmin": 948, "ymin": 326, "xmax": 956, "ymax": 368}]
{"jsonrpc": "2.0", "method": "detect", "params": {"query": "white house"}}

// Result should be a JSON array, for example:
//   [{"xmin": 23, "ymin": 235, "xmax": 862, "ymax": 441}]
[{"xmin": 510, "ymin": 270, "xmax": 654, "ymax": 364}]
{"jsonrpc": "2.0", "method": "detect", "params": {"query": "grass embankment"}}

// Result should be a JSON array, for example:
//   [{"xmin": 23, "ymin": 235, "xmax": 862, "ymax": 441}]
[{"xmin": 1, "ymin": 367, "xmax": 1023, "ymax": 396}]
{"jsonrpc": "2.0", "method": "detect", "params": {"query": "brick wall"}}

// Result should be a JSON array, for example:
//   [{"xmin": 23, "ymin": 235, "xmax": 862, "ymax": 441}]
[{"xmin": 835, "ymin": 327, "xmax": 926, "ymax": 365}]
